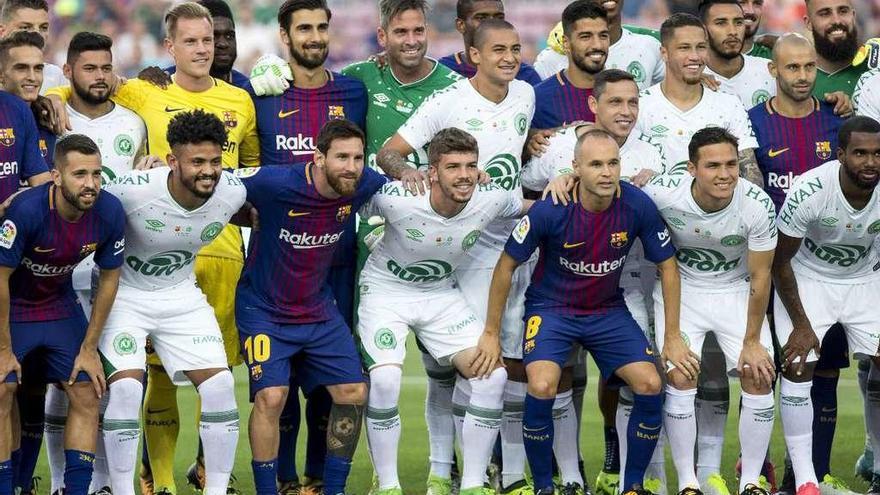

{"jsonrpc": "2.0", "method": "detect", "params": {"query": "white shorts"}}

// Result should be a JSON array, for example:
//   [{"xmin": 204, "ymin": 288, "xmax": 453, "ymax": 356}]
[
  {"xmin": 357, "ymin": 287, "xmax": 484, "ymax": 369},
  {"xmin": 774, "ymin": 272, "xmax": 880, "ymax": 363},
  {"xmin": 456, "ymin": 258, "xmax": 536, "ymax": 359},
  {"xmin": 99, "ymin": 283, "xmax": 229, "ymax": 385},
  {"xmin": 624, "ymin": 286, "xmax": 651, "ymax": 342},
  {"xmin": 655, "ymin": 284, "xmax": 773, "ymax": 375}
]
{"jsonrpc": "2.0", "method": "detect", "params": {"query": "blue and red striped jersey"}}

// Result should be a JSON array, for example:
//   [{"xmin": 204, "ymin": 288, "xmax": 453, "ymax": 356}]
[
  {"xmin": 235, "ymin": 164, "xmax": 387, "ymax": 324},
  {"xmin": 439, "ymin": 51, "xmax": 543, "ymax": 86},
  {"xmin": 0, "ymin": 91, "xmax": 48, "ymax": 201},
  {"xmin": 38, "ymin": 125, "xmax": 56, "ymax": 169},
  {"xmin": 246, "ymin": 70, "xmax": 367, "ymax": 166},
  {"xmin": 505, "ymin": 182, "xmax": 674, "ymax": 315},
  {"xmin": 0, "ymin": 183, "xmax": 125, "ymax": 322},
  {"xmin": 531, "ymin": 71, "xmax": 595, "ymax": 130},
  {"xmin": 748, "ymin": 97, "xmax": 843, "ymax": 211}
]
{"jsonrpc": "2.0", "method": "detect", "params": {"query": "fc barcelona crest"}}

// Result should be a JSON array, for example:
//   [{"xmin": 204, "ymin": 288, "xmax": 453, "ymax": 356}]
[
  {"xmin": 222, "ymin": 110, "xmax": 238, "ymax": 129},
  {"xmin": 80, "ymin": 243, "xmax": 97, "ymax": 257},
  {"xmin": 328, "ymin": 105, "xmax": 346, "ymax": 120},
  {"xmin": 610, "ymin": 231, "xmax": 628, "ymax": 248},
  {"xmin": 0, "ymin": 128, "xmax": 15, "ymax": 147},
  {"xmin": 815, "ymin": 141, "xmax": 832, "ymax": 160},
  {"xmin": 39, "ymin": 139, "xmax": 48, "ymax": 157},
  {"xmin": 336, "ymin": 204, "xmax": 352, "ymax": 223}
]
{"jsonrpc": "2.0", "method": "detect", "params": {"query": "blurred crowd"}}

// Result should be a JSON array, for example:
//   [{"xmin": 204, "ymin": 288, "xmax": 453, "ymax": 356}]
[{"xmin": 34, "ymin": 0, "xmax": 880, "ymax": 77}]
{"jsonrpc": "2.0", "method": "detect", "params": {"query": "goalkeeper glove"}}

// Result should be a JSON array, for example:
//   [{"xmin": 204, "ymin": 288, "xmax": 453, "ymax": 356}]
[
  {"xmin": 363, "ymin": 216, "xmax": 386, "ymax": 252},
  {"xmin": 854, "ymin": 38, "xmax": 880, "ymax": 69},
  {"xmin": 250, "ymin": 54, "xmax": 292, "ymax": 97},
  {"xmin": 547, "ymin": 21, "xmax": 566, "ymax": 55}
]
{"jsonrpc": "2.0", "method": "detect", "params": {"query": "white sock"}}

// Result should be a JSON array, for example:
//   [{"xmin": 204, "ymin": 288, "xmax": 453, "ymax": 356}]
[
  {"xmin": 664, "ymin": 386, "xmax": 698, "ymax": 490},
  {"xmin": 367, "ymin": 366, "xmax": 402, "ymax": 489},
  {"xmin": 866, "ymin": 363, "xmax": 880, "ymax": 474},
  {"xmin": 739, "ymin": 391, "xmax": 775, "ymax": 491},
  {"xmin": 501, "ymin": 380, "xmax": 527, "ymax": 489},
  {"xmin": 695, "ymin": 397, "xmax": 728, "ymax": 484},
  {"xmin": 88, "ymin": 393, "xmax": 111, "ymax": 492},
  {"xmin": 553, "ymin": 389, "xmax": 583, "ymax": 486},
  {"xmin": 422, "ymin": 353, "xmax": 456, "ymax": 479},
  {"xmin": 45, "ymin": 384, "xmax": 68, "ymax": 494},
  {"xmin": 452, "ymin": 375, "xmax": 470, "ymax": 447},
  {"xmin": 460, "ymin": 368, "xmax": 507, "ymax": 490},
  {"xmin": 197, "ymin": 370, "xmax": 239, "ymax": 495},
  {"xmin": 617, "ymin": 387, "xmax": 634, "ymax": 476},
  {"xmin": 780, "ymin": 377, "xmax": 817, "ymax": 487},
  {"xmin": 103, "ymin": 378, "xmax": 143, "ymax": 495}
]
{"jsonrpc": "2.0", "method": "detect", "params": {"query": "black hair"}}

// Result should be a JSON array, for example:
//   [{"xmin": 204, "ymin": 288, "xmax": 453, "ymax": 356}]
[
  {"xmin": 277, "ymin": 0, "xmax": 331, "ymax": 32},
  {"xmin": 54, "ymin": 134, "xmax": 100, "ymax": 166},
  {"xmin": 472, "ymin": 18, "xmax": 516, "ymax": 49},
  {"xmin": 0, "ymin": 30, "xmax": 43, "ymax": 66},
  {"xmin": 316, "ymin": 119, "xmax": 364, "ymax": 156},
  {"xmin": 839, "ymin": 116, "xmax": 880, "ymax": 151},
  {"xmin": 562, "ymin": 0, "xmax": 608, "ymax": 37},
  {"xmin": 660, "ymin": 12, "xmax": 705, "ymax": 46},
  {"xmin": 688, "ymin": 126, "xmax": 739, "ymax": 163},
  {"xmin": 66, "ymin": 32, "xmax": 112, "ymax": 66},
  {"xmin": 698, "ymin": 0, "xmax": 743, "ymax": 22},
  {"xmin": 167, "ymin": 109, "xmax": 228, "ymax": 150},
  {"xmin": 198, "ymin": 0, "xmax": 234, "ymax": 22},
  {"xmin": 456, "ymin": 0, "xmax": 503, "ymax": 19},
  {"xmin": 593, "ymin": 69, "xmax": 636, "ymax": 100},
  {"xmin": 428, "ymin": 128, "xmax": 479, "ymax": 166}
]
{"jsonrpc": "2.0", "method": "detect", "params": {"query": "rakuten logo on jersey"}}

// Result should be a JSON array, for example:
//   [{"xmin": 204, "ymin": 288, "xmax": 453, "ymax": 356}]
[
  {"xmin": 767, "ymin": 172, "xmax": 798, "ymax": 192},
  {"xmin": 559, "ymin": 255, "xmax": 627, "ymax": 277},
  {"xmin": 279, "ymin": 228, "xmax": 342, "ymax": 249},
  {"xmin": 22, "ymin": 257, "xmax": 77, "ymax": 277},
  {"xmin": 0, "ymin": 161, "xmax": 19, "ymax": 177},
  {"xmin": 276, "ymin": 134, "xmax": 315, "ymax": 156}
]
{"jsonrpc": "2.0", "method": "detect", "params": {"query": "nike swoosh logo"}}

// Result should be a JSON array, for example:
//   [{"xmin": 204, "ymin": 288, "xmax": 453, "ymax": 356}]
[
  {"xmin": 288, "ymin": 210, "xmax": 311, "ymax": 218},
  {"xmin": 146, "ymin": 407, "xmax": 171, "ymax": 414},
  {"xmin": 638, "ymin": 423, "xmax": 662, "ymax": 431},
  {"xmin": 278, "ymin": 109, "xmax": 300, "ymax": 119},
  {"xmin": 768, "ymin": 147, "xmax": 790, "ymax": 158},
  {"xmin": 164, "ymin": 106, "xmax": 185, "ymax": 113},
  {"xmin": 34, "ymin": 246, "xmax": 55, "ymax": 253},
  {"xmin": 563, "ymin": 242, "xmax": 585, "ymax": 249}
]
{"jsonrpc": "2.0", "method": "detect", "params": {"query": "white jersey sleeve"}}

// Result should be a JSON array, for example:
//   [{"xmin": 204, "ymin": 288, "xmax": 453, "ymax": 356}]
[
  {"xmin": 40, "ymin": 63, "xmax": 66, "ymax": 95},
  {"xmin": 397, "ymin": 84, "xmax": 457, "ymax": 151},
  {"xmin": 854, "ymin": 69, "xmax": 880, "ymax": 121},
  {"xmin": 534, "ymin": 48, "xmax": 567, "ymax": 80},
  {"xmin": 743, "ymin": 181, "xmax": 778, "ymax": 252},
  {"xmin": 729, "ymin": 97, "xmax": 759, "ymax": 150},
  {"xmin": 520, "ymin": 127, "xmax": 577, "ymax": 191}
]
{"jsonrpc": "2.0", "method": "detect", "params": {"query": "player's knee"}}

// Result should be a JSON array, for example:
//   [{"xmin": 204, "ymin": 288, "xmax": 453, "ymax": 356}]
[
  {"xmin": 0, "ymin": 384, "xmax": 15, "ymax": 409},
  {"xmin": 254, "ymin": 387, "xmax": 289, "ymax": 415},
  {"xmin": 197, "ymin": 370, "xmax": 236, "ymax": 409},
  {"xmin": 330, "ymin": 382, "xmax": 367, "ymax": 405},
  {"xmin": 66, "ymin": 383, "xmax": 100, "ymax": 416},
  {"xmin": 368, "ymin": 366, "xmax": 402, "ymax": 407},
  {"xmin": 630, "ymin": 371, "xmax": 663, "ymax": 396},
  {"xmin": 666, "ymin": 369, "xmax": 697, "ymax": 391},
  {"xmin": 527, "ymin": 377, "xmax": 558, "ymax": 399}
]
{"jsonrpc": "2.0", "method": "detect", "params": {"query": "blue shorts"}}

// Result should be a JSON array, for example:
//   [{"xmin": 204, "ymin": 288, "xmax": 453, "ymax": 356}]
[
  {"xmin": 816, "ymin": 323, "xmax": 850, "ymax": 370},
  {"xmin": 7, "ymin": 313, "xmax": 90, "ymax": 384},
  {"xmin": 237, "ymin": 308, "xmax": 364, "ymax": 400},
  {"xmin": 522, "ymin": 307, "xmax": 655, "ymax": 381}
]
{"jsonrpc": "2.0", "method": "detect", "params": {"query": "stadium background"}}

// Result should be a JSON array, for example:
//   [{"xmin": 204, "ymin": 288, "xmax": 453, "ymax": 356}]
[{"xmin": 21, "ymin": 0, "xmax": 880, "ymax": 493}]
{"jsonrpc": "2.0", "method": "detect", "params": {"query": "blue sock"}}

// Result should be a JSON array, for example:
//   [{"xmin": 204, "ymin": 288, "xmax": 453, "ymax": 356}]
[
  {"xmin": 252, "ymin": 459, "xmax": 278, "ymax": 495},
  {"xmin": 811, "ymin": 374, "xmax": 838, "ymax": 479},
  {"xmin": 16, "ymin": 426, "xmax": 42, "ymax": 491},
  {"xmin": 0, "ymin": 460, "xmax": 12, "ymax": 495},
  {"xmin": 492, "ymin": 435, "xmax": 502, "ymax": 465},
  {"xmin": 624, "ymin": 393, "xmax": 662, "ymax": 491},
  {"xmin": 305, "ymin": 387, "xmax": 331, "ymax": 478},
  {"xmin": 9, "ymin": 450, "xmax": 19, "ymax": 490},
  {"xmin": 322, "ymin": 453, "xmax": 352, "ymax": 495},
  {"xmin": 523, "ymin": 394, "xmax": 555, "ymax": 491},
  {"xmin": 278, "ymin": 389, "xmax": 301, "ymax": 482},
  {"xmin": 63, "ymin": 449, "xmax": 94, "ymax": 495},
  {"xmin": 603, "ymin": 425, "xmax": 621, "ymax": 473}
]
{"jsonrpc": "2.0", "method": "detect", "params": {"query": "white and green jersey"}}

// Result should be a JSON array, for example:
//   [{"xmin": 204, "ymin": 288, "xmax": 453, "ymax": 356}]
[
  {"xmin": 66, "ymin": 103, "xmax": 146, "ymax": 184},
  {"xmin": 533, "ymin": 29, "xmax": 665, "ymax": 90},
  {"xmin": 104, "ymin": 167, "xmax": 246, "ymax": 291},
  {"xmin": 397, "ymin": 78, "xmax": 535, "ymax": 268},
  {"xmin": 635, "ymin": 83, "xmax": 758, "ymax": 175},
  {"xmin": 359, "ymin": 181, "xmax": 522, "ymax": 293},
  {"xmin": 40, "ymin": 63, "xmax": 66, "ymax": 95},
  {"xmin": 704, "ymin": 54, "xmax": 776, "ymax": 108},
  {"xmin": 644, "ymin": 174, "xmax": 777, "ymax": 290},
  {"xmin": 521, "ymin": 126, "xmax": 666, "ymax": 289},
  {"xmin": 777, "ymin": 160, "xmax": 880, "ymax": 283},
  {"xmin": 853, "ymin": 68, "xmax": 880, "ymax": 122},
  {"xmin": 341, "ymin": 59, "xmax": 461, "ymax": 171}
]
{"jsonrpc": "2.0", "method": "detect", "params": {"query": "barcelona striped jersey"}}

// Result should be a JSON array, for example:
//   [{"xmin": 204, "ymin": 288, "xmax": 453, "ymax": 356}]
[
  {"xmin": 532, "ymin": 70, "xmax": 596, "ymax": 129},
  {"xmin": 0, "ymin": 91, "xmax": 48, "ymax": 201}
]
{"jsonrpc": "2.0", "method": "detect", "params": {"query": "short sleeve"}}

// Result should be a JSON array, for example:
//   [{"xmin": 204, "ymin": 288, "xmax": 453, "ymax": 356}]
[
  {"xmin": 651, "ymin": 56, "xmax": 666, "ymax": 85},
  {"xmin": 233, "ymin": 166, "xmax": 277, "ymax": 208},
  {"xmin": 110, "ymin": 79, "xmax": 149, "ymax": 114},
  {"xmin": 499, "ymin": 189, "xmax": 524, "ymax": 218},
  {"xmin": 396, "ymin": 87, "xmax": 451, "ymax": 151},
  {"xmin": 776, "ymin": 185, "xmax": 814, "ymax": 238},
  {"xmin": 635, "ymin": 196, "xmax": 676, "ymax": 263},
  {"xmin": 746, "ymin": 188, "xmax": 778, "ymax": 252},
  {"xmin": 18, "ymin": 106, "xmax": 48, "ymax": 179},
  {"xmin": 0, "ymin": 200, "xmax": 34, "ymax": 268},
  {"xmin": 356, "ymin": 167, "xmax": 390, "ymax": 206},
  {"xmin": 504, "ymin": 200, "xmax": 550, "ymax": 263},
  {"xmin": 93, "ymin": 198, "xmax": 126, "ymax": 270},
  {"xmin": 729, "ymin": 99, "xmax": 759, "ymax": 150},
  {"xmin": 854, "ymin": 71, "xmax": 880, "ymax": 121}
]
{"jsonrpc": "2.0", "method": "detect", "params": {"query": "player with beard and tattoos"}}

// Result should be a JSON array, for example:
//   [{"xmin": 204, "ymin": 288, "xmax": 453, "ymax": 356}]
[
  {"xmin": 531, "ymin": 1, "xmax": 608, "ymax": 131},
  {"xmin": 246, "ymin": 2, "xmax": 367, "ymax": 493},
  {"xmin": 806, "ymin": 0, "xmax": 867, "ymax": 97}
]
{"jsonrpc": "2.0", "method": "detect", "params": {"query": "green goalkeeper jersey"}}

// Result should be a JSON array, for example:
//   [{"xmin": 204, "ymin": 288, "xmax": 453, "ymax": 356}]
[
  {"xmin": 342, "ymin": 58, "xmax": 461, "ymax": 171},
  {"xmin": 813, "ymin": 59, "xmax": 869, "ymax": 98}
]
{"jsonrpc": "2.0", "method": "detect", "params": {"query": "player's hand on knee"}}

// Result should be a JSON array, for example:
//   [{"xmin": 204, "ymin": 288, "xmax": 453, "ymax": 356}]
[
  {"xmin": 737, "ymin": 340, "xmax": 775, "ymax": 388},
  {"xmin": 661, "ymin": 335, "xmax": 700, "ymax": 381},
  {"xmin": 781, "ymin": 325, "xmax": 819, "ymax": 376},
  {"xmin": 70, "ymin": 346, "xmax": 106, "ymax": 398},
  {"xmin": 363, "ymin": 216, "xmax": 385, "ymax": 252},
  {"xmin": 542, "ymin": 172, "xmax": 576, "ymax": 205},
  {"xmin": 250, "ymin": 54, "xmax": 292, "ymax": 97},
  {"xmin": 0, "ymin": 348, "xmax": 21, "ymax": 385},
  {"xmin": 470, "ymin": 331, "xmax": 503, "ymax": 378},
  {"xmin": 824, "ymin": 91, "xmax": 853, "ymax": 117}
]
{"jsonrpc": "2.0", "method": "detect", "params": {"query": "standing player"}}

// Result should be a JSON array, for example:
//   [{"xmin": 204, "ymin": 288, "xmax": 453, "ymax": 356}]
[
  {"xmin": 0, "ymin": 0, "xmax": 65, "ymax": 93},
  {"xmin": 98, "ymin": 110, "xmax": 243, "ymax": 495},
  {"xmin": 488, "ymin": 129, "xmax": 678, "ymax": 495},
  {"xmin": 645, "ymin": 128, "xmax": 777, "ymax": 495},
  {"xmin": 738, "ymin": 0, "xmax": 772, "ymax": 59},
  {"xmin": 522, "ymin": 69, "xmax": 668, "ymax": 495},
  {"xmin": 0, "ymin": 134, "xmax": 126, "ymax": 495},
  {"xmin": 700, "ymin": 0, "xmax": 775, "ymax": 108},
  {"xmin": 376, "ymin": 19, "xmax": 536, "ymax": 494},
  {"xmin": 772, "ymin": 116, "xmax": 880, "ymax": 495},
  {"xmin": 360, "ymin": 129, "xmax": 527, "ymax": 495},
  {"xmin": 531, "ymin": 1, "xmax": 609, "ymax": 130},
  {"xmin": 235, "ymin": 120, "xmax": 386, "ymax": 495},
  {"xmin": 807, "ymin": 0, "xmax": 868, "ymax": 98},
  {"xmin": 439, "ymin": 0, "xmax": 541, "ymax": 85},
  {"xmin": 533, "ymin": 0, "xmax": 665, "ymax": 90}
]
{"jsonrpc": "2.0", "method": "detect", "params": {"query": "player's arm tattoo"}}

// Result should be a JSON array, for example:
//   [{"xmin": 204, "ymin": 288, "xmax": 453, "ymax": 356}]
[
  {"xmin": 326, "ymin": 403, "xmax": 364, "ymax": 460},
  {"xmin": 771, "ymin": 233, "xmax": 810, "ymax": 329},
  {"xmin": 376, "ymin": 147, "xmax": 411, "ymax": 180},
  {"xmin": 738, "ymin": 148, "xmax": 764, "ymax": 188}
]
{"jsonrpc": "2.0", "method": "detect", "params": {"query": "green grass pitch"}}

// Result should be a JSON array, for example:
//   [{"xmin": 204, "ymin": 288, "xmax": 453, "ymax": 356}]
[{"xmin": 31, "ymin": 334, "xmax": 871, "ymax": 494}]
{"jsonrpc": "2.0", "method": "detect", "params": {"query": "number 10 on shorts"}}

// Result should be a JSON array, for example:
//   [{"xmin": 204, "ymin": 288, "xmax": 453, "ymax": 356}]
[{"xmin": 244, "ymin": 334, "xmax": 271, "ymax": 364}]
